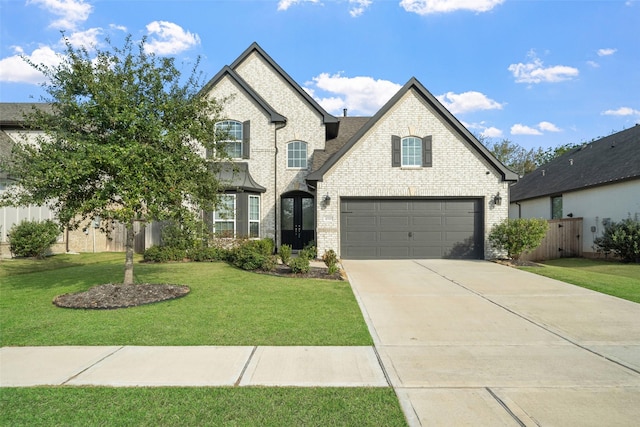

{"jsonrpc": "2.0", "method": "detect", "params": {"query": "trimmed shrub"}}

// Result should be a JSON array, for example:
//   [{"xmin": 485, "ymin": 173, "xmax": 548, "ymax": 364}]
[
  {"xmin": 322, "ymin": 249, "xmax": 339, "ymax": 275},
  {"xmin": 279, "ymin": 244, "xmax": 292, "ymax": 266},
  {"xmin": 489, "ymin": 218, "xmax": 548, "ymax": 260},
  {"xmin": 594, "ymin": 218, "xmax": 640, "ymax": 263},
  {"xmin": 289, "ymin": 255, "xmax": 310, "ymax": 274},
  {"xmin": 188, "ymin": 246, "xmax": 227, "ymax": 262},
  {"xmin": 143, "ymin": 245, "xmax": 187, "ymax": 262},
  {"xmin": 229, "ymin": 239, "xmax": 276, "ymax": 271},
  {"xmin": 8, "ymin": 219, "xmax": 60, "ymax": 259}
]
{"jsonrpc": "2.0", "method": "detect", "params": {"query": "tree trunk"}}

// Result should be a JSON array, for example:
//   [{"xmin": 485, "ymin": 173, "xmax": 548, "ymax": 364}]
[{"xmin": 123, "ymin": 220, "xmax": 135, "ymax": 285}]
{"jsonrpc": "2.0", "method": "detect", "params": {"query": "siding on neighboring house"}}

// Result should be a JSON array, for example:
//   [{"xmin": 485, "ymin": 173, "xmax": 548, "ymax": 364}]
[{"xmin": 510, "ymin": 125, "xmax": 640, "ymax": 257}]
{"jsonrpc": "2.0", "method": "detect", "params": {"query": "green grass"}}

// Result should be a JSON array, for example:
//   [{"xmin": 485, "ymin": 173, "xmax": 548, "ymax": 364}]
[
  {"xmin": 0, "ymin": 254, "xmax": 373, "ymax": 346},
  {"xmin": 520, "ymin": 258, "xmax": 640, "ymax": 303},
  {"xmin": 0, "ymin": 387, "xmax": 407, "ymax": 426}
]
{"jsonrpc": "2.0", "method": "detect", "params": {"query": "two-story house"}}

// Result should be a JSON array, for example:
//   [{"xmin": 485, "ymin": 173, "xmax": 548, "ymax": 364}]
[{"xmin": 202, "ymin": 43, "xmax": 517, "ymax": 259}]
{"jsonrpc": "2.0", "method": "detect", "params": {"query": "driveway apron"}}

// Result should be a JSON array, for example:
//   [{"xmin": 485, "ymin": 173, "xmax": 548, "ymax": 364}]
[{"xmin": 343, "ymin": 259, "xmax": 640, "ymax": 427}]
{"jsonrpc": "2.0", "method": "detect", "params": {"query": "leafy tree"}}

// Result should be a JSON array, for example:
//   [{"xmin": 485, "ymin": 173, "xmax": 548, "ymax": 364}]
[
  {"xmin": 480, "ymin": 136, "xmax": 582, "ymax": 176},
  {"xmin": 489, "ymin": 218, "xmax": 549, "ymax": 260},
  {"xmin": 483, "ymin": 138, "xmax": 541, "ymax": 176},
  {"xmin": 533, "ymin": 142, "xmax": 581, "ymax": 167},
  {"xmin": 0, "ymin": 35, "xmax": 225, "ymax": 284}
]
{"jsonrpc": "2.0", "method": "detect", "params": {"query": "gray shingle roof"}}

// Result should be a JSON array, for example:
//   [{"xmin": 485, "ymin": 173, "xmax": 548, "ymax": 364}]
[
  {"xmin": 311, "ymin": 116, "xmax": 370, "ymax": 172},
  {"xmin": 0, "ymin": 103, "xmax": 52, "ymax": 126},
  {"xmin": 510, "ymin": 125, "xmax": 640, "ymax": 202}
]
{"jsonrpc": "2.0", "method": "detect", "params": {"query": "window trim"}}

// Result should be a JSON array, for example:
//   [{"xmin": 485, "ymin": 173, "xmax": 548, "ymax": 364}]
[
  {"xmin": 213, "ymin": 120, "xmax": 247, "ymax": 160},
  {"xmin": 248, "ymin": 195, "xmax": 260, "ymax": 239},
  {"xmin": 287, "ymin": 140, "xmax": 308, "ymax": 169},
  {"xmin": 551, "ymin": 195, "xmax": 563, "ymax": 219},
  {"xmin": 392, "ymin": 135, "xmax": 432, "ymax": 168},
  {"xmin": 401, "ymin": 136, "xmax": 422, "ymax": 167},
  {"xmin": 214, "ymin": 194, "xmax": 236, "ymax": 237}
]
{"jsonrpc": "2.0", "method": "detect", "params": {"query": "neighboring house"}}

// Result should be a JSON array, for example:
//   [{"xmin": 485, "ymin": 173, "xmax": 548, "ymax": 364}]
[
  {"xmin": 509, "ymin": 125, "xmax": 640, "ymax": 257},
  {"xmin": 0, "ymin": 103, "xmax": 125, "ymax": 257},
  {"xmin": 203, "ymin": 43, "xmax": 517, "ymax": 259}
]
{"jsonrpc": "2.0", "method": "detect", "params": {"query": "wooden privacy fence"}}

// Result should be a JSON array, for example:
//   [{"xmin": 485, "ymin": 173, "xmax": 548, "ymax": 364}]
[{"xmin": 520, "ymin": 218, "xmax": 583, "ymax": 262}]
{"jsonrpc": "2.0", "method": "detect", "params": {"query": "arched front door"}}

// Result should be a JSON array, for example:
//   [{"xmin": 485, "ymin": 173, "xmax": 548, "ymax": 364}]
[{"xmin": 281, "ymin": 191, "xmax": 315, "ymax": 250}]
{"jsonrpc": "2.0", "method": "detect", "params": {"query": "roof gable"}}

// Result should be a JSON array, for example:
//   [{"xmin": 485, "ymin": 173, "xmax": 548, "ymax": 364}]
[
  {"xmin": 510, "ymin": 125, "xmax": 640, "ymax": 202},
  {"xmin": 228, "ymin": 42, "xmax": 339, "ymax": 137},
  {"xmin": 200, "ymin": 66, "xmax": 286, "ymax": 124},
  {"xmin": 307, "ymin": 77, "xmax": 518, "ymax": 182}
]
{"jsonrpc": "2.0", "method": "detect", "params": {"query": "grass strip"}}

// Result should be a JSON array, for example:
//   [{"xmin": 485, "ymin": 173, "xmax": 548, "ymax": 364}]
[
  {"xmin": 520, "ymin": 258, "xmax": 640, "ymax": 303},
  {"xmin": 0, "ymin": 255, "xmax": 372, "ymax": 346},
  {"xmin": 0, "ymin": 387, "xmax": 408, "ymax": 426}
]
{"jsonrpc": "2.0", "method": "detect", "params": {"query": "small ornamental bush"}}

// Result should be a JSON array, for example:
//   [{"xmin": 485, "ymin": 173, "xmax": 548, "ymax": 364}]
[
  {"xmin": 303, "ymin": 241, "xmax": 317, "ymax": 259},
  {"xmin": 298, "ymin": 247, "xmax": 315, "ymax": 261},
  {"xmin": 279, "ymin": 244, "xmax": 292, "ymax": 265},
  {"xmin": 594, "ymin": 218, "xmax": 640, "ymax": 263},
  {"xmin": 489, "ymin": 218, "xmax": 548, "ymax": 260},
  {"xmin": 8, "ymin": 219, "xmax": 60, "ymax": 259},
  {"xmin": 229, "ymin": 239, "xmax": 277, "ymax": 271},
  {"xmin": 322, "ymin": 249, "xmax": 339, "ymax": 274},
  {"xmin": 143, "ymin": 245, "xmax": 187, "ymax": 262},
  {"xmin": 289, "ymin": 255, "xmax": 310, "ymax": 274}
]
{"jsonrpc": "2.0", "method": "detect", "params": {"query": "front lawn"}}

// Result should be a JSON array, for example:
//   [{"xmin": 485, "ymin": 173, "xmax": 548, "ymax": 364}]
[
  {"xmin": 0, "ymin": 387, "xmax": 407, "ymax": 426},
  {"xmin": 0, "ymin": 253, "xmax": 373, "ymax": 346},
  {"xmin": 519, "ymin": 258, "xmax": 640, "ymax": 303}
]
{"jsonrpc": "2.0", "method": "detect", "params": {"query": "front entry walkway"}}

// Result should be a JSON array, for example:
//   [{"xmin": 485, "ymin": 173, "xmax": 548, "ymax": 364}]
[{"xmin": 343, "ymin": 259, "xmax": 640, "ymax": 427}]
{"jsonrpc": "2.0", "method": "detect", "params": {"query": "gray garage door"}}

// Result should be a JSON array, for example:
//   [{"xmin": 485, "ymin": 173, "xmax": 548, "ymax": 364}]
[{"xmin": 340, "ymin": 198, "xmax": 483, "ymax": 259}]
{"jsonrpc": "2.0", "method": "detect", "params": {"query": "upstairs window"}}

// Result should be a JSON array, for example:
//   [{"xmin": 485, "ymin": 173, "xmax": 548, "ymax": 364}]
[
  {"xmin": 212, "ymin": 120, "xmax": 250, "ymax": 159},
  {"xmin": 287, "ymin": 140, "xmax": 308, "ymax": 169},
  {"xmin": 392, "ymin": 135, "xmax": 432, "ymax": 168},
  {"xmin": 402, "ymin": 137, "xmax": 422, "ymax": 167}
]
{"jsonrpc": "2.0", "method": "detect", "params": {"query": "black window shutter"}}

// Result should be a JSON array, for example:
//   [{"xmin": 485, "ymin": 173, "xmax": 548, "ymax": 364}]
[
  {"xmin": 392, "ymin": 135, "xmax": 401, "ymax": 167},
  {"xmin": 422, "ymin": 135, "xmax": 432, "ymax": 167},
  {"xmin": 242, "ymin": 120, "xmax": 250, "ymax": 159}
]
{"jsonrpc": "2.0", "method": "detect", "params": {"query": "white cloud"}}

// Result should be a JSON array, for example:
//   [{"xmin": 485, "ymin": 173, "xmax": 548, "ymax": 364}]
[
  {"xmin": 0, "ymin": 46, "xmax": 60, "ymax": 84},
  {"xmin": 511, "ymin": 124, "xmax": 542, "ymax": 136},
  {"xmin": 436, "ymin": 91, "xmax": 503, "ymax": 114},
  {"xmin": 28, "ymin": 0, "xmax": 92, "ymax": 30},
  {"xmin": 587, "ymin": 60, "xmax": 600, "ymax": 68},
  {"xmin": 400, "ymin": 0, "xmax": 504, "ymax": 15},
  {"xmin": 306, "ymin": 72, "xmax": 401, "ymax": 116},
  {"xmin": 509, "ymin": 121, "xmax": 561, "ymax": 135},
  {"xmin": 350, "ymin": 0, "xmax": 372, "ymax": 17},
  {"xmin": 144, "ymin": 21, "xmax": 201, "ymax": 55},
  {"xmin": 277, "ymin": 0, "xmax": 320, "ymax": 11},
  {"xmin": 110, "ymin": 24, "xmax": 128, "ymax": 32},
  {"xmin": 602, "ymin": 107, "xmax": 640, "ymax": 117},
  {"xmin": 597, "ymin": 48, "xmax": 617, "ymax": 56},
  {"xmin": 64, "ymin": 28, "xmax": 103, "ymax": 49},
  {"xmin": 481, "ymin": 127, "xmax": 503, "ymax": 138},
  {"xmin": 538, "ymin": 121, "xmax": 561, "ymax": 132},
  {"xmin": 508, "ymin": 51, "xmax": 579, "ymax": 83}
]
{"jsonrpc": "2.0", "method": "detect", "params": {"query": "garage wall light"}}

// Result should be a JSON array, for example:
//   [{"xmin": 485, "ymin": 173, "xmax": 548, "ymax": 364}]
[
  {"xmin": 323, "ymin": 194, "xmax": 331, "ymax": 205},
  {"xmin": 493, "ymin": 192, "xmax": 502, "ymax": 206}
]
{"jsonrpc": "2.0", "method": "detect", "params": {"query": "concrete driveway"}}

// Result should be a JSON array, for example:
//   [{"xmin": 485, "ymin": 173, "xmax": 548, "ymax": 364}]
[{"xmin": 343, "ymin": 259, "xmax": 640, "ymax": 427}]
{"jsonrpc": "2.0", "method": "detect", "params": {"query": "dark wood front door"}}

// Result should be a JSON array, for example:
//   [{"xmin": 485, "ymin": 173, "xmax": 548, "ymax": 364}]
[{"xmin": 281, "ymin": 193, "xmax": 315, "ymax": 250}]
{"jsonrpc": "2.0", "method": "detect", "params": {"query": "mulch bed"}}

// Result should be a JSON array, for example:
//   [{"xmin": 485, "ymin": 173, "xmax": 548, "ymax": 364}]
[
  {"xmin": 52, "ymin": 263, "xmax": 342, "ymax": 310},
  {"xmin": 53, "ymin": 283, "xmax": 190, "ymax": 310}
]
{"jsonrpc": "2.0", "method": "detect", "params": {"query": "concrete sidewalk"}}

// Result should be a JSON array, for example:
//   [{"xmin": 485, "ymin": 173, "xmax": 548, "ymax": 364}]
[
  {"xmin": 0, "ymin": 346, "xmax": 388, "ymax": 388},
  {"xmin": 344, "ymin": 259, "xmax": 640, "ymax": 427}
]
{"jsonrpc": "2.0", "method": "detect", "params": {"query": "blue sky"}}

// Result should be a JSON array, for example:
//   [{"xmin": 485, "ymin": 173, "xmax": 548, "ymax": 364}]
[{"xmin": 1, "ymin": 0, "xmax": 639, "ymax": 150}]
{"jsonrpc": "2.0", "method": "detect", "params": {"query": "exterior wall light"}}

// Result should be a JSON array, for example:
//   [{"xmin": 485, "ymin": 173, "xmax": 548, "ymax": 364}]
[
  {"xmin": 493, "ymin": 192, "xmax": 502, "ymax": 206},
  {"xmin": 323, "ymin": 194, "xmax": 331, "ymax": 205}
]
